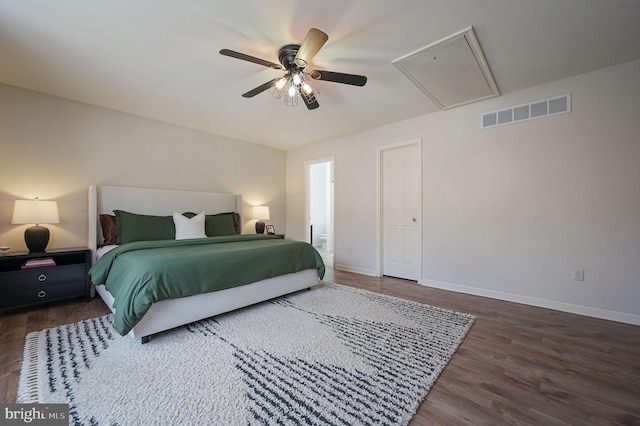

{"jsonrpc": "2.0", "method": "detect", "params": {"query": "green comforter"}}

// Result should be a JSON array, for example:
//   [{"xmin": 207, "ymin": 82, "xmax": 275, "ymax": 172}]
[{"xmin": 89, "ymin": 235, "xmax": 325, "ymax": 335}]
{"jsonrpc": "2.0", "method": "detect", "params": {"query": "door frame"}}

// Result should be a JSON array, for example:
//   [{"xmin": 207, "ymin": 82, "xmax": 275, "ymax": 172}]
[
  {"xmin": 305, "ymin": 155, "xmax": 335, "ymax": 255},
  {"xmin": 376, "ymin": 139, "xmax": 422, "ymax": 278}
]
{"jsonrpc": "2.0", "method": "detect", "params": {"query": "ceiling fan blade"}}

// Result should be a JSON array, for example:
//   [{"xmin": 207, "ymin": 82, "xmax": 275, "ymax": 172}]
[
  {"xmin": 302, "ymin": 93, "xmax": 320, "ymax": 110},
  {"xmin": 242, "ymin": 79, "xmax": 277, "ymax": 98},
  {"xmin": 293, "ymin": 28, "xmax": 328, "ymax": 68},
  {"xmin": 310, "ymin": 70, "xmax": 367, "ymax": 87},
  {"xmin": 220, "ymin": 49, "xmax": 283, "ymax": 70}
]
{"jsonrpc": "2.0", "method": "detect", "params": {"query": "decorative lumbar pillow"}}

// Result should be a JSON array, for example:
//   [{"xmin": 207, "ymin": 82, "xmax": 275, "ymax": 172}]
[
  {"xmin": 114, "ymin": 210, "xmax": 175, "ymax": 244},
  {"xmin": 173, "ymin": 212, "xmax": 207, "ymax": 240}
]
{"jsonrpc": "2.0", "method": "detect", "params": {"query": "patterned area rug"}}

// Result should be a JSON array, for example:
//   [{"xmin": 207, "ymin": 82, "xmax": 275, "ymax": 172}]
[{"xmin": 18, "ymin": 282, "xmax": 474, "ymax": 425}]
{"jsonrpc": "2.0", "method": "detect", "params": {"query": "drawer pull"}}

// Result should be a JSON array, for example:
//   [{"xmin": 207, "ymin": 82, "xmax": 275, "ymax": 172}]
[
  {"xmin": 38, "ymin": 274, "xmax": 47, "ymax": 282},
  {"xmin": 37, "ymin": 290, "xmax": 47, "ymax": 298}
]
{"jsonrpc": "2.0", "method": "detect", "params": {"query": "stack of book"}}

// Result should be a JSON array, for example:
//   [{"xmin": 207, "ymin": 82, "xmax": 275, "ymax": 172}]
[{"xmin": 22, "ymin": 258, "xmax": 56, "ymax": 269}]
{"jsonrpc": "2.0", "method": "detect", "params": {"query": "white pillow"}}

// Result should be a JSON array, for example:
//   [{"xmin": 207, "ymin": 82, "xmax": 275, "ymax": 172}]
[{"xmin": 173, "ymin": 212, "xmax": 207, "ymax": 240}]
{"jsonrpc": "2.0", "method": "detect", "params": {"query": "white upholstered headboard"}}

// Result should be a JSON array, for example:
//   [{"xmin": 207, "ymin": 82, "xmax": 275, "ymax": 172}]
[{"xmin": 88, "ymin": 185, "xmax": 243, "ymax": 263}]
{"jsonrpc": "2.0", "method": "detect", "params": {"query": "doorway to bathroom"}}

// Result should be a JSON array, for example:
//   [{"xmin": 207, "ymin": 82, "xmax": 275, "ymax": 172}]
[{"xmin": 305, "ymin": 157, "xmax": 334, "ymax": 267}]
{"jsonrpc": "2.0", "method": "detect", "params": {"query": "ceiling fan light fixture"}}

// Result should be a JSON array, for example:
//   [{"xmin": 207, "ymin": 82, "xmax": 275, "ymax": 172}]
[
  {"xmin": 302, "ymin": 81, "xmax": 313, "ymax": 95},
  {"xmin": 274, "ymin": 77, "xmax": 287, "ymax": 90},
  {"xmin": 268, "ymin": 71, "xmax": 318, "ymax": 107},
  {"xmin": 283, "ymin": 86, "xmax": 299, "ymax": 107},
  {"xmin": 269, "ymin": 76, "xmax": 289, "ymax": 99}
]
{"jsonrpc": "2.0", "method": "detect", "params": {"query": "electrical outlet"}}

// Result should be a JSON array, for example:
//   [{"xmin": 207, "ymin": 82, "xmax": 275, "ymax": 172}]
[
  {"xmin": 348, "ymin": 246, "xmax": 353, "ymax": 253},
  {"xmin": 572, "ymin": 268, "xmax": 584, "ymax": 281}
]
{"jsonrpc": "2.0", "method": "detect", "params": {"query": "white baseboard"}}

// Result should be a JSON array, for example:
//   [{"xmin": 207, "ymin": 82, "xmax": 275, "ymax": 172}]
[
  {"xmin": 333, "ymin": 263, "xmax": 378, "ymax": 277},
  {"xmin": 420, "ymin": 278, "xmax": 640, "ymax": 326}
]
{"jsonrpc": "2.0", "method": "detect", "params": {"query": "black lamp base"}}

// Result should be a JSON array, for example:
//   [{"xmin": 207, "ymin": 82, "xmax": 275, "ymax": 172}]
[
  {"xmin": 255, "ymin": 221, "xmax": 266, "ymax": 234},
  {"xmin": 24, "ymin": 225, "xmax": 50, "ymax": 253}
]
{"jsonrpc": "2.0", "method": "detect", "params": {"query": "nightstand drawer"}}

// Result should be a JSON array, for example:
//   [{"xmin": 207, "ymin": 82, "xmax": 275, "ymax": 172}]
[
  {"xmin": 0, "ymin": 281, "xmax": 86, "ymax": 309},
  {"xmin": 0, "ymin": 265, "xmax": 86, "ymax": 290}
]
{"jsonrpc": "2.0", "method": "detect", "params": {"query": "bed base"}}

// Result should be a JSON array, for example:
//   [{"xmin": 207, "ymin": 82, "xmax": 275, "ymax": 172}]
[{"xmin": 95, "ymin": 266, "xmax": 319, "ymax": 343}]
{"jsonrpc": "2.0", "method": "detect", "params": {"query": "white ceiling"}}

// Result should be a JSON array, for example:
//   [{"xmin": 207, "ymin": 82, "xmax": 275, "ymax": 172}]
[{"xmin": 1, "ymin": 0, "xmax": 640, "ymax": 150}]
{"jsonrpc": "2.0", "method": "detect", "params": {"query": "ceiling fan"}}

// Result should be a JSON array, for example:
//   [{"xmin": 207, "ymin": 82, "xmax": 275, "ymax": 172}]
[{"xmin": 220, "ymin": 28, "xmax": 367, "ymax": 110}]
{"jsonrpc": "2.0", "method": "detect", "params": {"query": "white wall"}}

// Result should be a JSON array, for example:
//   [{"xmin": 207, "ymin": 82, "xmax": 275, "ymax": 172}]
[
  {"xmin": 287, "ymin": 60, "xmax": 640, "ymax": 325},
  {"xmin": 0, "ymin": 84, "xmax": 286, "ymax": 250}
]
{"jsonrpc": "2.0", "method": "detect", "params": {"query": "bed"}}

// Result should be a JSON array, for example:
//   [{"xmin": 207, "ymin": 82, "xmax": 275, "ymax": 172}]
[{"xmin": 88, "ymin": 185, "xmax": 324, "ymax": 343}]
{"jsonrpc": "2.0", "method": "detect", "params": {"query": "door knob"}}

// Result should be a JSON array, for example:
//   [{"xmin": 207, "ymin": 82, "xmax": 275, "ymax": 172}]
[{"xmin": 412, "ymin": 217, "xmax": 417, "ymax": 223}]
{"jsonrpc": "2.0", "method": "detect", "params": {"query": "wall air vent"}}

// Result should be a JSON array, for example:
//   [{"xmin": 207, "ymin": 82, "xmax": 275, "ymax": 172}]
[
  {"xmin": 392, "ymin": 27, "xmax": 499, "ymax": 110},
  {"xmin": 481, "ymin": 94, "xmax": 571, "ymax": 129}
]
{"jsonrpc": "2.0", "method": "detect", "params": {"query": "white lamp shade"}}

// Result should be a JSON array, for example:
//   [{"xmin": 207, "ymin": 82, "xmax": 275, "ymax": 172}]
[
  {"xmin": 11, "ymin": 199, "xmax": 60, "ymax": 225},
  {"xmin": 252, "ymin": 206, "xmax": 270, "ymax": 220}
]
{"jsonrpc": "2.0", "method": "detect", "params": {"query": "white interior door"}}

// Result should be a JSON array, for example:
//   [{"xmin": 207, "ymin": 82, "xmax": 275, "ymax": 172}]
[{"xmin": 381, "ymin": 143, "xmax": 421, "ymax": 280}]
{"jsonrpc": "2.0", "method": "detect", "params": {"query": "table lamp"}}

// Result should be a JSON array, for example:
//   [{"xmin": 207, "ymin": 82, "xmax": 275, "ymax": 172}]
[
  {"xmin": 253, "ymin": 206, "xmax": 270, "ymax": 234},
  {"xmin": 11, "ymin": 198, "xmax": 60, "ymax": 253}
]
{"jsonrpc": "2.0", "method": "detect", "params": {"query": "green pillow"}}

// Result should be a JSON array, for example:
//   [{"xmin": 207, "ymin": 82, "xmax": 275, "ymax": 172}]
[
  {"xmin": 205, "ymin": 213, "xmax": 238, "ymax": 236},
  {"xmin": 183, "ymin": 212, "xmax": 238, "ymax": 236},
  {"xmin": 114, "ymin": 210, "xmax": 175, "ymax": 244}
]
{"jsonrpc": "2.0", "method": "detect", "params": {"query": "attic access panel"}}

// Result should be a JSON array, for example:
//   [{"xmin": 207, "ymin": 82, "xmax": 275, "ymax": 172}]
[{"xmin": 393, "ymin": 27, "xmax": 499, "ymax": 109}]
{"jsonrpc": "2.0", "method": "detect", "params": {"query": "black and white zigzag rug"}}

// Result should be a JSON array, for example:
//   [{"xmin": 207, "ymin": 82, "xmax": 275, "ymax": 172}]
[{"xmin": 18, "ymin": 282, "xmax": 474, "ymax": 425}]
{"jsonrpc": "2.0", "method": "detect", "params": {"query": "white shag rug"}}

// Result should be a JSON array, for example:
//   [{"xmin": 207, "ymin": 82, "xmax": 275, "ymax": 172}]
[{"xmin": 18, "ymin": 282, "xmax": 475, "ymax": 425}]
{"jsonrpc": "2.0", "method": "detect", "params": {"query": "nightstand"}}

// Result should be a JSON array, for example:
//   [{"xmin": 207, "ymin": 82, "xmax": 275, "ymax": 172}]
[{"xmin": 0, "ymin": 248, "xmax": 91, "ymax": 309}]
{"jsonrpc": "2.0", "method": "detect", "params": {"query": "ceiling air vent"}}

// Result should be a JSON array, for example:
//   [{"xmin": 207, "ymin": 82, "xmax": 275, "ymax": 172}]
[
  {"xmin": 481, "ymin": 94, "xmax": 571, "ymax": 129},
  {"xmin": 392, "ymin": 27, "xmax": 499, "ymax": 109}
]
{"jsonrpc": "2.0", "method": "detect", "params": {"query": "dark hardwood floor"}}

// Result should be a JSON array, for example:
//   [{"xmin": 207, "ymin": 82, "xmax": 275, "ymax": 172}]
[{"xmin": 2, "ymin": 268, "xmax": 639, "ymax": 425}]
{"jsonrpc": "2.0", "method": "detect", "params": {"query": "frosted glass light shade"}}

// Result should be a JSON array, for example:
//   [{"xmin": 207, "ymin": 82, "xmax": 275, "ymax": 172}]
[{"xmin": 12, "ymin": 199, "xmax": 60, "ymax": 225}]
